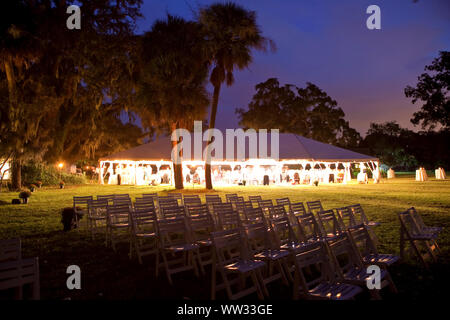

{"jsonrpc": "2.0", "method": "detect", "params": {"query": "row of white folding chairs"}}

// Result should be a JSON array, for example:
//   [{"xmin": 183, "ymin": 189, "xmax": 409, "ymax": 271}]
[{"xmin": 0, "ymin": 238, "xmax": 40, "ymax": 300}]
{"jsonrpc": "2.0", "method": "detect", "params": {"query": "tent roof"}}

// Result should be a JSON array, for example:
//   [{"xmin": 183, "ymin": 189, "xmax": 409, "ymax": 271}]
[{"xmin": 100, "ymin": 133, "xmax": 378, "ymax": 162}]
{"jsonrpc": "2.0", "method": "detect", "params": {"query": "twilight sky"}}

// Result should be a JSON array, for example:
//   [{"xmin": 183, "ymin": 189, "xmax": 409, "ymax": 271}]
[{"xmin": 135, "ymin": 0, "xmax": 450, "ymax": 136}]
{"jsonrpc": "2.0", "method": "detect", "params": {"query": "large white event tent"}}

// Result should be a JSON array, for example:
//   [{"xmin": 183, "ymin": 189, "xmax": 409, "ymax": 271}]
[{"xmin": 98, "ymin": 133, "xmax": 379, "ymax": 186}]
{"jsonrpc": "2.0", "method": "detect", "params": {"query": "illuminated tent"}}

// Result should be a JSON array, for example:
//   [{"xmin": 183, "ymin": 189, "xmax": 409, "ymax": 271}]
[{"xmin": 98, "ymin": 133, "xmax": 379, "ymax": 185}]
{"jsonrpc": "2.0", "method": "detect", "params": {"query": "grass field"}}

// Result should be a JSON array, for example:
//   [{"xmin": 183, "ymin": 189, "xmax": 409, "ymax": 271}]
[{"xmin": 0, "ymin": 176, "xmax": 449, "ymax": 300}]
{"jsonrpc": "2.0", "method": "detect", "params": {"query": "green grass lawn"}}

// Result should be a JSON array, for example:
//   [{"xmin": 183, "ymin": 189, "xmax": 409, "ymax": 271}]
[{"xmin": 0, "ymin": 176, "xmax": 449, "ymax": 300}]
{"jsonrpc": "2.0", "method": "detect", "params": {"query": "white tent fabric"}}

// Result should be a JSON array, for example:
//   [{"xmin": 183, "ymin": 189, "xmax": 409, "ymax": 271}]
[{"xmin": 100, "ymin": 133, "xmax": 377, "ymax": 162}]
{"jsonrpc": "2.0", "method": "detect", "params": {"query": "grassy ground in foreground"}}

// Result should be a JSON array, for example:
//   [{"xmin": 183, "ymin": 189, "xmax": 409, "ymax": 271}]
[{"xmin": 0, "ymin": 176, "xmax": 449, "ymax": 300}]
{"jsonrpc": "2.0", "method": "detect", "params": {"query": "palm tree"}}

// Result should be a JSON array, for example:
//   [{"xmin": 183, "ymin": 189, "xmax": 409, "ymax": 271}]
[
  {"xmin": 135, "ymin": 15, "xmax": 210, "ymax": 189},
  {"xmin": 198, "ymin": 2, "xmax": 274, "ymax": 189}
]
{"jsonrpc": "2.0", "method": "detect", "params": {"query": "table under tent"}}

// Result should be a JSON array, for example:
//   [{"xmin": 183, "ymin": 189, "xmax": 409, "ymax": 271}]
[{"xmin": 98, "ymin": 133, "xmax": 380, "ymax": 186}]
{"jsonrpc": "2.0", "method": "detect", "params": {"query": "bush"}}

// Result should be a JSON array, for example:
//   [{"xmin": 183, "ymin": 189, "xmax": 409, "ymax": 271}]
[
  {"xmin": 19, "ymin": 190, "xmax": 32, "ymax": 199},
  {"xmin": 22, "ymin": 163, "xmax": 87, "ymax": 186}
]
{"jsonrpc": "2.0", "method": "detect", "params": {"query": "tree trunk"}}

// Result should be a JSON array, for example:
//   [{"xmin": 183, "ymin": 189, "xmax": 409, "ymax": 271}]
[
  {"xmin": 11, "ymin": 159, "xmax": 22, "ymax": 190},
  {"xmin": 171, "ymin": 124, "xmax": 184, "ymax": 190},
  {"xmin": 205, "ymin": 84, "xmax": 221, "ymax": 190},
  {"xmin": 4, "ymin": 59, "xmax": 19, "ymax": 132}
]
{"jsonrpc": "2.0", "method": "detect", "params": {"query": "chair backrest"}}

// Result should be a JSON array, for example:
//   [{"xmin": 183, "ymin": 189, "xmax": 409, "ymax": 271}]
[
  {"xmin": 225, "ymin": 193, "xmax": 238, "ymax": 203},
  {"xmin": 186, "ymin": 203, "xmax": 210, "ymax": 217},
  {"xmin": 235, "ymin": 200, "xmax": 253, "ymax": 216},
  {"xmin": 407, "ymin": 207, "xmax": 429, "ymax": 233},
  {"xmin": 276, "ymin": 198, "xmax": 291, "ymax": 213},
  {"xmin": 160, "ymin": 205, "xmax": 186, "ymax": 219},
  {"xmin": 268, "ymin": 204, "xmax": 288, "ymax": 220},
  {"xmin": 183, "ymin": 195, "xmax": 202, "ymax": 206},
  {"xmin": 115, "ymin": 194, "xmax": 130, "ymax": 199},
  {"xmin": 130, "ymin": 205, "xmax": 157, "ymax": 235},
  {"xmin": 398, "ymin": 209, "xmax": 422, "ymax": 237},
  {"xmin": 270, "ymin": 216, "xmax": 298, "ymax": 248},
  {"xmin": 88, "ymin": 199, "xmax": 108, "ymax": 216},
  {"xmin": 316, "ymin": 210, "xmax": 344, "ymax": 237},
  {"xmin": 257, "ymin": 199, "xmax": 273, "ymax": 210},
  {"xmin": 347, "ymin": 224, "xmax": 377, "ymax": 258},
  {"xmin": 295, "ymin": 213, "xmax": 322, "ymax": 242},
  {"xmin": 326, "ymin": 233, "xmax": 363, "ymax": 276},
  {"xmin": 113, "ymin": 198, "xmax": 132, "ymax": 207},
  {"xmin": 142, "ymin": 193, "xmax": 158, "ymax": 199},
  {"xmin": 142, "ymin": 193, "xmax": 158, "ymax": 204},
  {"xmin": 214, "ymin": 203, "xmax": 241, "ymax": 230},
  {"xmin": 97, "ymin": 194, "xmax": 115, "ymax": 204},
  {"xmin": 0, "ymin": 257, "xmax": 40, "ymax": 297},
  {"xmin": 158, "ymin": 197, "xmax": 180, "ymax": 211},
  {"xmin": 335, "ymin": 207, "xmax": 357, "ymax": 229},
  {"xmin": 348, "ymin": 204, "xmax": 369, "ymax": 225},
  {"xmin": 211, "ymin": 229, "xmax": 249, "ymax": 265},
  {"xmin": 73, "ymin": 196, "xmax": 93, "ymax": 209},
  {"xmin": 0, "ymin": 238, "xmax": 21, "ymax": 262},
  {"xmin": 157, "ymin": 217, "xmax": 190, "ymax": 246},
  {"xmin": 205, "ymin": 194, "xmax": 222, "ymax": 204},
  {"xmin": 248, "ymin": 195, "xmax": 262, "ymax": 206},
  {"xmin": 292, "ymin": 241, "xmax": 337, "ymax": 293},
  {"xmin": 243, "ymin": 222, "xmax": 273, "ymax": 253},
  {"xmin": 168, "ymin": 193, "xmax": 183, "ymax": 205},
  {"xmin": 188, "ymin": 214, "xmax": 215, "ymax": 241},
  {"xmin": 113, "ymin": 194, "xmax": 131, "ymax": 207},
  {"xmin": 290, "ymin": 202, "xmax": 307, "ymax": 216},
  {"xmin": 134, "ymin": 198, "xmax": 156, "ymax": 211},
  {"xmin": 306, "ymin": 200, "xmax": 323, "ymax": 214},
  {"xmin": 243, "ymin": 207, "xmax": 266, "ymax": 225},
  {"xmin": 106, "ymin": 204, "xmax": 130, "ymax": 224}
]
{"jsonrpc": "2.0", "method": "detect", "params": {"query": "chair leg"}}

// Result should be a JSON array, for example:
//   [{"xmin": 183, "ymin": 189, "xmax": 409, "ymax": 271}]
[
  {"xmin": 386, "ymin": 272, "xmax": 398, "ymax": 294},
  {"xmin": 221, "ymin": 270, "xmax": 233, "ymax": 299},
  {"xmin": 105, "ymin": 226, "xmax": 110, "ymax": 247},
  {"xmin": 15, "ymin": 286, "xmax": 23, "ymax": 300},
  {"xmin": 191, "ymin": 251, "xmax": 200, "ymax": 278},
  {"xmin": 256, "ymin": 269, "xmax": 269, "ymax": 297},
  {"xmin": 250, "ymin": 271, "xmax": 264, "ymax": 300},
  {"xmin": 211, "ymin": 264, "xmax": 217, "ymax": 300},
  {"xmin": 277, "ymin": 259, "xmax": 289, "ymax": 285},
  {"xmin": 155, "ymin": 249, "xmax": 160, "ymax": 278},
  {"xmin": 129, "ymin": 238, "xmax": 134, "ymax": 260},
  {"xmin": 412, "ymin": 240, "xmax": 429, "ymax": 269},
  {"xmin": 196, "ymin": 249, "xmax": 205, "ymax": 275},
  {"xmin": 399, "ymin": 228, "xmax": 405, "ymax": 260},
  {"xmin": 161, "ymin": 250, "xmax": 173, "ymax": 285},
  {"xmin": 283, "ymin": 259, "xmax": 294, "ymax": 283}
]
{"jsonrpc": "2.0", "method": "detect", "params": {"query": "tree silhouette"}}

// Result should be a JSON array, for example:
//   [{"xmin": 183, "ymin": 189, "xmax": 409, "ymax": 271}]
[
  {"xmin": 134, "ymin": 15, "xmax": 210, "ymax": 189},
  {"xmin": 236, "ymin": 78, "xmax": 361, "ymax": 147},
  {"xmin": 405, "ymin": 51, "xmax": 449, "ymax": 130}
]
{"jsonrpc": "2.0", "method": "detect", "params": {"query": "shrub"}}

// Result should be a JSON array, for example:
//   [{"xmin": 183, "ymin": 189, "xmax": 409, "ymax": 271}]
[
  {"xmin": 22, "ymin": 163, "xmax": 87, "ymax": 186},
  {"xmin": 19, "ymin": 190, "xmax": 32, "ymax": 199}
]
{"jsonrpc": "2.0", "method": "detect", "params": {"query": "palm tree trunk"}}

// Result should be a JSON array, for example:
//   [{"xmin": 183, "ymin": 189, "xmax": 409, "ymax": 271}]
[
  {"xmin": 205, "ymin": 84, "xmax": 221, "ymax": 189},
  {"xmin": 171, "ymin": 124, "xmax": 184, "ymax": 190}
]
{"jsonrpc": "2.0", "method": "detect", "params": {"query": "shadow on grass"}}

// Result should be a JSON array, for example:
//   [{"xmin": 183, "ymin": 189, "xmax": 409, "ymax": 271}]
[{"xmin": 19, "ymin": 229, "xmax": 450, "ymax": 300}]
